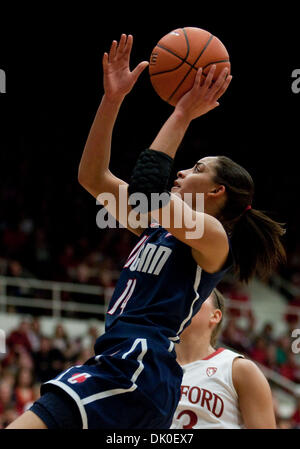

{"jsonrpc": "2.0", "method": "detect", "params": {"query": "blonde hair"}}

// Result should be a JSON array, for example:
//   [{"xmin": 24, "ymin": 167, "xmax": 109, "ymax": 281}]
[{"xmin": 210, "ymin": 288, "xmax": 225, "ymax": 347}]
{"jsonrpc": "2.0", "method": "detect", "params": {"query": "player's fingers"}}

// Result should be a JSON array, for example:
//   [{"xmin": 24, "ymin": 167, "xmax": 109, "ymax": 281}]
[
  {"xmin": 109, "ymin": 40, "xmax": 118, "ymax": 61},
  {"xmin": 203, "ymin": 65, "xmax": 216, "ymax": 90},
  {"xmin": 103, "ymin": 52, "xmax": 109, "ymax": 69},
  {"xmin": 124, "ymin": 34, "xmax": 133, "ymax": 59},
  {"xmin": 193, "ymin": 67, "xmax": 203, "ymax": 90},
  {"xmin": 117, "ymin": 34, "xmax": 127, "ymax": 54},
  {"xmin": 209, "ymin": 67, "xmax": 229, "ymax": 96},
  {"xmin": 132, "ymin": 61, "xmax": 149, "ymax": 82},
  {"xmin": 211, "ymin": 101, "xmax": 220, "ymax": 110},
  {"xmin": 213, "ymin": 74, "xmax": 232, "ymax": 102}
]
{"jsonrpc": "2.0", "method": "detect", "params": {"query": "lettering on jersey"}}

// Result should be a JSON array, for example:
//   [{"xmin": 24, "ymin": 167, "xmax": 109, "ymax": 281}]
[
  {"xmin": 124, "ymin": 235, "xmax": 149, "ymax": 268},
  {"xmin": 125, "ymin": 241, "xmax": 172, "ymax": 276},
  {"xmin": 180, "ymin": 385, "xmax": 224, "ymax": 418},
  {"xmin": 206, "ymin": 367, "xmax": 217, "ymax": 377}
]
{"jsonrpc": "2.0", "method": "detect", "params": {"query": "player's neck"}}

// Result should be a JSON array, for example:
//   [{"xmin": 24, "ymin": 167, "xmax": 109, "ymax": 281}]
[{"xmin": 176, "ymin": 334, "xmax": 215, "ymax": 365}]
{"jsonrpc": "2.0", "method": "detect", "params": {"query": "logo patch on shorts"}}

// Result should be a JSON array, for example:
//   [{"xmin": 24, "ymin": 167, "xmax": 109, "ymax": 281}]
[
  {"xmin": 68, "ymin": 372, "xmax": 91, "ymax": 384},
  {"xmin": 206, "ymin": 367, "xmax": 217, "ymax": 377}
]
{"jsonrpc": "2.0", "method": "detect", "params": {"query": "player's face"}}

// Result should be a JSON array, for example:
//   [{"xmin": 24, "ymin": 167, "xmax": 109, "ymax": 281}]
[{"xmin": 171, "ymin": 157, "xmax": 220, "ymax": 209}]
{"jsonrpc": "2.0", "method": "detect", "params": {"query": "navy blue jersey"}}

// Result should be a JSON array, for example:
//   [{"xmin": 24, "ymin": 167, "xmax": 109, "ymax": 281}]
[
  {"xmin": 95, "ymin": 223, "xmax": 232, "ymax": 355},
  {"xmin": 38, "ymin": 223, "xmax": 232, "ymax": 429}
]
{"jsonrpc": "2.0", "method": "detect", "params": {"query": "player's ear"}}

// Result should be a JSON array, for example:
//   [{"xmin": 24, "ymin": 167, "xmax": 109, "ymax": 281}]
[
  {"xmin": 207, "ymin": 185, "xmax": 225, "ymax": 198},
  {"xmin": 210, "ymin": 309, "xmax": 222, "ymax": 325}
]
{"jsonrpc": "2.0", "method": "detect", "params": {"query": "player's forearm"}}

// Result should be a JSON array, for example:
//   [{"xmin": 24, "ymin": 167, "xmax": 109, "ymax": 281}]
[
  {"xmin": 78, "ymin": 94, "xmax": 123, "ymax": 189},
  {"xmin": 149, "ymin": 109, "xmax": 191, "ymax": 158}
]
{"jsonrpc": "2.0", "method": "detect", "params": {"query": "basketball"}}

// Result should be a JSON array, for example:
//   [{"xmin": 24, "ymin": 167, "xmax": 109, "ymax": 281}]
[{"xmin": 149, "ymin": 27, "xmax": 231, "ymax": 106}]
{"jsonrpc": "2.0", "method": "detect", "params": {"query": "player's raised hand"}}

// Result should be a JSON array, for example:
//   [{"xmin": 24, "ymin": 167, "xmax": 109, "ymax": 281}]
[
  {"xmin": 103, "ymin": 34, "xmax": 149, "ymax": 102},
  {"xmin": 174, "ymin": 65, "xmax": 232, "ymax": 121}
]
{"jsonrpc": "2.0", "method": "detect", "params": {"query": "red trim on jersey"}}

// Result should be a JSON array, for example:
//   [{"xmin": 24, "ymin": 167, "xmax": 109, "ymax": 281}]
[{"xmin": 202, "ymin": 347, "xmax": 225, "ymax": 360}]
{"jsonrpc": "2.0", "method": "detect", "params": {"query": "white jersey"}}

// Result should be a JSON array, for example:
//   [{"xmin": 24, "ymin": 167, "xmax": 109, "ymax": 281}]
[{"xmin": 171, "ymin": 347, "xmax": 244, "ymax": 429}]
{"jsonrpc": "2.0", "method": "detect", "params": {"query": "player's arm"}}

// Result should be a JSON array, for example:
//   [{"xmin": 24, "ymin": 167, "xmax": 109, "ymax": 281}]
[
  {"xmin": 232, "ymin": 357, "xmax": 276, "ymax": 429},
  {"xmin": 134, "ymin": 67, "xmax": 232, "ymax": 272},
  {"xmin": 78, "ymin": 34, "xmax": 149, "ymax": 236}
]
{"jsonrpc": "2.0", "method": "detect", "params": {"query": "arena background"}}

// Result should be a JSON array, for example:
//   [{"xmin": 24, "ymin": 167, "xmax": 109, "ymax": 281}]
[{"xmin": 0, "ymin": 3, "xmax": 300, "ymax": 430}]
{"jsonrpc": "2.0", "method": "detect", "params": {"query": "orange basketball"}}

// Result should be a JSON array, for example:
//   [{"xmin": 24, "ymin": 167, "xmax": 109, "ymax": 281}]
[{"xmin": 149, "ymin": 27, "xmax": 231, "ymax": 106}]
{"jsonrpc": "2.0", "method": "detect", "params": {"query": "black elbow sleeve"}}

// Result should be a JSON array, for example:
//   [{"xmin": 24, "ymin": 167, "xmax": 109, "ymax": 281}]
[{"xmin": 128, "ymin": 149, "xmax": 174, "ymax": 212}]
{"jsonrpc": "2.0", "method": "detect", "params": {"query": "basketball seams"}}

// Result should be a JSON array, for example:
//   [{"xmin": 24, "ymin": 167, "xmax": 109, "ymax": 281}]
[
  {"xmin": 190, "ymin": 34, "xmax": 214, "ymax": 68},
  {"xmin": 150, "ymin": 46, "xmax": 190, "ymax": 77},
  {"xmin": 151, "ymin": 57, "xmax": 230, "ymax": 79},
  {"xmin": 182, "ymin": 27, "xmax": 190, "ymax": 60},
  {"xmin": 167, "ymin": 32, "xmax": 214, "ymax": 103},
  {"xmin": 187, "ymin": 58, "xmax": 231, "ymax": 74},
  {"xmin": 150, "ymin": 28, "xmax": 191, "ymax": 77},
  {"xmin": 157, "ymin": 44, "xmax": 187, "ymax": 63},
  {"xmin": 201, "ymin": 59, "xmax": 230, "ymax": 71}
]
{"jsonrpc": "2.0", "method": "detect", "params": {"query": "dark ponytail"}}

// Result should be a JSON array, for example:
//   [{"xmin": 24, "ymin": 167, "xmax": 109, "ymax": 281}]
[{"xmin": 214, "ymin": 156, "xmax": 286, "ymax": 283}]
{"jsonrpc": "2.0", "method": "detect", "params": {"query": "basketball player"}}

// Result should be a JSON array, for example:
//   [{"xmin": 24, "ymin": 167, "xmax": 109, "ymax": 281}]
[
  {"xmin": 172, "ymin": 289, "xmax": 276, "ymax": 429},
  {"xmin": 7, "ymin": 34, "xmax": 285, "ymax": 429}
]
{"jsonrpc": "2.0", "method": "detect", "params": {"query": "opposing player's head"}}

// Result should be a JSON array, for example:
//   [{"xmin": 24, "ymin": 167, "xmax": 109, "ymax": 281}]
[
  {"xmin": 181, "ymin": 289, "xmax": 225, "ymax": 348},
  {"xmin": 172, "ymin": 155, "xmax": 286, "ymax": 283}
]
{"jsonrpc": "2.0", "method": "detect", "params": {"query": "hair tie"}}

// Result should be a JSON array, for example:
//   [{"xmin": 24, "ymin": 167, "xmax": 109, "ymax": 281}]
[{"xmin": 244, "ymin": 205, "xmax": 252, "ymax": 213}]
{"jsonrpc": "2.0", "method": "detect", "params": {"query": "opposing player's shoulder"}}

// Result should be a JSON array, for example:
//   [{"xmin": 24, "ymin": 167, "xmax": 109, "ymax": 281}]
[
  {"xmin": 232, "ymin": 357, "xmax": 269, "ymax": 393},
  {"xmin": 232, "ymin": 357, "xmax": 257, "ymax": 373}
]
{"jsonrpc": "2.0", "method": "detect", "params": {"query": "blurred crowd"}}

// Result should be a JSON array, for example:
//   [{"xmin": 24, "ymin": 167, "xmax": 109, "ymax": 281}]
[
  {"xmin": 0, "ymin": 318, "xmax": 99, "ymax": 428},
  {"xmin": 220, "ymin": 282, "xmax": 300, "ymax": 384}
]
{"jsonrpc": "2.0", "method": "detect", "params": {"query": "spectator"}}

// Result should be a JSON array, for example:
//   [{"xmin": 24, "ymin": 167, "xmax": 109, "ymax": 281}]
[
  {"xmin": 33, "ymin": 336, "xmax": 65, "ymax": 383},
  {"xmin": 17, "ymin": 347, "xmax": 34, "ymax": 371},
  {"xmin": 81, "ymin": 325, "xmax": 99, "ymax": 350},
  {"xmin": 75, "ymin": 262, "xmax": 91, "ymax": 284},
  {"xmin": 221, "ymin": 316, "xmax": 251, "ymax": 353},
  {"xmin": 0, "ymin": 380, "xmax": 15, "ymax": 416},
  {"xmin": 260, "ymin": 322, "xmax": 276, "ymax": 346},
  {"xmin": 14, "ymin": 367, "xmax": 35, "ymax": 415},
  {"xmin": 226, "ymin": 285, "xmax": 251, "ymax": 319},
  {"xmin": 279, "ymin": 351, "xmax": 299, "ymax": 382},
  {"xmin": 6, "ymin": 265, "xmax": 35, "ymax": 312},
  {"xmin": 7, "ymin": 260, "xmax": 33, "ymax": 280},
  {"xmin": 27, "ymin": 317, "xmax": 42, "ymax": 353},
  {"xmin": 276, "ymin": 335, "xmax": 291, "ymax": 366},
  {"xmin": 249, "ymin": 336, "xmax": 269, "ymax": 365},
  {"xmin": 2, "ymin": 224, "xmax": 27, "ymax": 259},
  {"xmin": 6, "ymin": 320, "xmax": 32, "ymax": 355},
  {"xmin": 0, "ymin": 369, "xmax": 15, "ymax": 389},
  {"xmin": 33, "ymin": 228, "xmax": 51, "ymax": 279},
  {"xmin": 63, "ymin": 337, "xmax": 83, "ymax": 365},
  {"xmin": 74, "ymin": 347, "xmax": 94, "ymax": 365},
  {"xmin": 265, "ymin": 343, "xmax": 278, "ymax": 371},
  {"xmin": 0, "ymin": 407, "xmax": 19, "ymax": 429},
  {"xmin": 52, "ymin": 323, "xmax": 69, "ymax": 353},
  {"xmin": 58, "ymin": 244, "xmax": 78, "ymax": 281}
]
